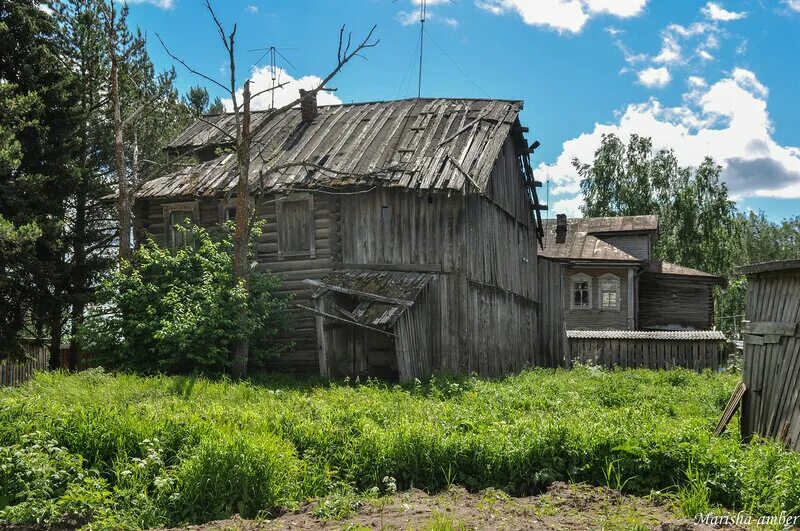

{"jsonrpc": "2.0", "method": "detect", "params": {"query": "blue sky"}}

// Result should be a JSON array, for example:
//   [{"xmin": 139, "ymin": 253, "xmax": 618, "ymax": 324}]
[{"xmin": 126, "ymin": 0, "xmax": 800, "ymax": 221}]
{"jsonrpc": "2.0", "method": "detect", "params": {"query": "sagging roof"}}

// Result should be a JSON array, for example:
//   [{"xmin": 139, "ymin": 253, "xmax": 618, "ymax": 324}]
[
  {"xmin": 539, "ymin": 217, "xmax": 642, "ymax": 262},
  {"xmin": 567, "ymin": 330, "xmax": 726, "ymax": 341},
  {"xmin": 643, "ymin": 260, "xmax": 725, "ymax": 281},
  {"xmin": 305, "ymin": 269, "xmax": 434, "ymax": 328},
  {"xmin": 138, "ymin": 98, "xmax": 525, "ymax": 199}
]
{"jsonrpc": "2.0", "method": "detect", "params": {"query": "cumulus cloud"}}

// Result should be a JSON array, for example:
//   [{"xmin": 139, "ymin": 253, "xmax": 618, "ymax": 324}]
[
  {"xmin": 396, "ymin": 8, "xmax": 459, "ymax": 27},
  {"xmin": 127, "ymin": 0, "xmax": 174, "ymax": 9},
  {"xmin": 652, "ymin": 34, "xmax": 682, "ymax": 64},
  {"xmin": 637, "ymin": 67, "xmax": 671, "ymax": 88},
  {"xmin": 222, "ymin": 66, "xmax": 342, "ymax": 112},
  {"xmin": 551, "ymin": 195, "xmax": 585, "ymax": 217},
  {"xmin": 536, "ymin": 69, "xmax": 800, "ymax": 206},
  {"xmin": 702, "ymin": 2, "xmax": 746, "ymax": 21},
  {"xmin": 245, "ymin": 4, "xmax": 258, "ymax": 14},
  {"xmin": 475, "ymin": 0, "xmax": 648, "ymax": 33},
  {"xmin": 787, "ymin": 0, "xmax": 800, "ymax": 12}
]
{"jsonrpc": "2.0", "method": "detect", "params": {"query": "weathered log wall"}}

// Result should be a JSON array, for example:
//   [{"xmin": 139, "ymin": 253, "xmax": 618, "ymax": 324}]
[{"xmin": 638, "ymin": 274, "xmax": 715, "ymax": 331}]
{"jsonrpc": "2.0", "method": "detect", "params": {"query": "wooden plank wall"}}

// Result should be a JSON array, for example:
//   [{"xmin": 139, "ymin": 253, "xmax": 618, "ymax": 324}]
[
  {"xmin": 741, "ymin": 269, "xmax": 800, "ymax": 451},
  {"xmin": 596, "ymin": 234, "xmax": 651, "ymax": 260},
  {"xmin": 567, "ymin": 337, "xmax": 725, "ymax": 371},
  {"xmin": 538, "ymin": 258, "xmax": 567, "ymax": 368},
  {"xmin": 1, "ymin": 341, "xmax": 49, "ymax": 386},
  {"xmin": 562, "ymin": 266, "xmax": 633, "ymax": 330},
  {"xmin": 638, "ymin": 275, "xmax": 715, "ymax": 330}
]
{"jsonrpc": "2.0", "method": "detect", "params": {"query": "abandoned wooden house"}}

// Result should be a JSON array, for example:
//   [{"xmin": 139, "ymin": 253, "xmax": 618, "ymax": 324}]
[
  {"xmin": 540, "ymin": 214, "xmax": 725, "ymax": 331},
  {"xmin": 133, "ymin": 97, "xmax": 557, "ymax": 381}
]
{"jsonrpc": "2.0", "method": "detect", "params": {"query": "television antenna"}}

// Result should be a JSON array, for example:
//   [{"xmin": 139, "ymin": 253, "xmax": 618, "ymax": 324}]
[{"xmin": 247, "ymin": 45, "xmax": 298, "ymax": 109}]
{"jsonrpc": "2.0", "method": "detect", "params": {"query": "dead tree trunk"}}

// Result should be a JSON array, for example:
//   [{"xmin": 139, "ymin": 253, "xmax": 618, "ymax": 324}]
[{"xmin": 231, "ymin": 81, "xmax": 251, "ymax": 379}]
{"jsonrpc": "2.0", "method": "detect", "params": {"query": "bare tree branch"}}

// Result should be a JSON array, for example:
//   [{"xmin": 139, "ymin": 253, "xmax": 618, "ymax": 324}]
[{"xmin": 156, "ymin": 33, "xmax": 230, "ymax": 94}]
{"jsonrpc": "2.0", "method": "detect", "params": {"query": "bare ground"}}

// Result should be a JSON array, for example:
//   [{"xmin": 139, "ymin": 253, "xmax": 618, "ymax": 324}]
[{"xmin": 165, "ymin": 482, "xmax": 748, "ymax": 531}]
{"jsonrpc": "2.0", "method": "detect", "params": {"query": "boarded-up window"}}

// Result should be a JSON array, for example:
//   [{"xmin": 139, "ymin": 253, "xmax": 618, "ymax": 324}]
[{"xmin": 276, "ymin": 194, "xmax": 315, "ymax": 259}]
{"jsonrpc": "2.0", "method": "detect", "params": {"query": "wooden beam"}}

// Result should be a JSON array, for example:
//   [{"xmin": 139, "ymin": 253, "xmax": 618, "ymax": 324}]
[
  {"xmin": 337, "ymin": 262, "xmax": 443, "ymax": 273},
  {"xmin": 295, "ymin": 303, "xmax": 397, "ymax": 338},
  {"xmin": 303, "ymin": 279, "xmax": 415, "ymax": 307},
  {"xmin": 744, "ymin": 321, "xmax": 798, "ymax": 336},
  {"xmin": 714, "ymin": 381, "xmax": 746, "ymax": 436}
]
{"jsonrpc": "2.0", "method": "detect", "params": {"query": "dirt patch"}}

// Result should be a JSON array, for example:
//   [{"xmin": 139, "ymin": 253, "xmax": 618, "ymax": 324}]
[{"xmin": 164, "ymin": 482, "xmax": 747, "ymax": 530}]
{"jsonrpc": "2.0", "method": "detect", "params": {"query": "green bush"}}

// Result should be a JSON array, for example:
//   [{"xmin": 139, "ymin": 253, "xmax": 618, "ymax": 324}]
[
  {"xmin": 1, "ymin": 368, "xmax": 800, "ymax": 528},
  {"xmin": 79, "ymin": 224, "xmax": 292, "ymax": 375}
]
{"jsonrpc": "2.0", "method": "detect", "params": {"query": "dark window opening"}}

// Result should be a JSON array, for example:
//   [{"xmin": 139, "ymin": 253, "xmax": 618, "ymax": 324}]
[
  {"xmin": 381, "ymin": 205, "xmax": 390, "ymax": 220},
  {"xmin": 169, "ymin": 210, "xmax": 195, "ymax": 248}
]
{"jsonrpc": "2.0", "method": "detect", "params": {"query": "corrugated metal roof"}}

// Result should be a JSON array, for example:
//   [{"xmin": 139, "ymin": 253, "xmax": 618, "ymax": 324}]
[
  {"xmin": 311, "ymin": 269, "xmax": 434, "ymax": 327},
  {"xmin": 138, "ymin": 98, "xmax": 524, "ymax": 198},
  {"xmin": 567, "ymin": 330, "xmax": 727, "ymax": 340}
]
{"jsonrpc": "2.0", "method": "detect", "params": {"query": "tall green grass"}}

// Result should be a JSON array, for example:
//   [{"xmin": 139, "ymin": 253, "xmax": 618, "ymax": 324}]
[{"xmin": 1, "ymin": 367, "xmax": 799, "ymax": 529}]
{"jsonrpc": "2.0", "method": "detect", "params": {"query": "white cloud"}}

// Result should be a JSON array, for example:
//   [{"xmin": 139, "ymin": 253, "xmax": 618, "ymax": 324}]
[
  {"xmin": 687, "ymin": 76, "xmax": 707, "ymax": 89},
  {"xmin": 702, "ymin": 2, "xmax": 746, "ymax": 21},
  {"xmin": 551, "ymin": 195, "xmax": 585, "ymax": 217},
  {"xmin": 697, "ymin": 49, "xmax": 714, "ymax": 61},
  {"xmin": 536, "ymin": 69, "xmax": 800, "ymax": 204},
  {"xmin": 245, "ymin": 4, "xmax": 258, "ymax": 14},
  {"xmin": 786, "ymin": 0, "xmax": 800, "ymax": 12},
  {"xmin": 637, "ymin": 67, "xmax": 671, "ymax": 88},
  {"xmin": 653, "ymin": 34, "xmax": 682, "ymax": 64},
  {"xmin": 222, "ymin": 67, "xmax": 342, "ymax": 112},
  {"xmin": 396, "ymin": 9, "xmax": 459, "ymax": 27},
  {"xmin": 475, "ymin": 0, "xmax": 648, "ymax": 33},
  {"xmin": 127, "ymin": 0, "xmax": 174, "ymax": 9}
]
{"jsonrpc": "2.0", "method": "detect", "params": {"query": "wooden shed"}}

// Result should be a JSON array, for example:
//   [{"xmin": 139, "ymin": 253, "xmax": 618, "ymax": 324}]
[
  {"xmin": 737, "ymin": 260, "xmax": 800, "ymax": 451},
  {"xmin": 133, "ymin": 97, "xmax": 563, "ymax": 380}
]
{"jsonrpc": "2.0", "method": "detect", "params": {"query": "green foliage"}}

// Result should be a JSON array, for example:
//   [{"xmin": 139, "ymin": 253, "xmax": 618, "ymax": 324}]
[
  {"xmin": 1, "ymin": 368, "xmax": 800, "ymax": 528},
  {"xmin": 79, "ymin": 225, "xmax": 292, "ymax": 375},
  {"xmin": 574, "ymin": 133, "xmax": 738, "ymax": 276}
]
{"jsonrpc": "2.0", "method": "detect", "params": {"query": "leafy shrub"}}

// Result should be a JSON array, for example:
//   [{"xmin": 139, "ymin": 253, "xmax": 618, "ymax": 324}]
[{"xmin": 79, "ymin": 224, "xmax": 292, "ymax": 375}]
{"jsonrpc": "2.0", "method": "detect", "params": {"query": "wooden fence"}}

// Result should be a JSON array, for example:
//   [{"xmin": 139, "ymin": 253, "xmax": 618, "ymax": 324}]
[
  {"xmin": 567, "ymin": 330, "xmax": 728, "ymax": 371},
  {"xmin": 1, "ymin": 340, "xmax": 50, "ymax": 386},
  {"xmin": 737, "ymin": 260, "xmax": 800, "ymax": 452}
]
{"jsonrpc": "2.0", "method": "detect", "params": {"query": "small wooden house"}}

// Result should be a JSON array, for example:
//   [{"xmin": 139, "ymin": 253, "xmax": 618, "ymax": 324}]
[
  {"xmin": 540, "ymin": 214, "xmax": 724, "ymax": 331},
  {"xmin": 133, "ymin": 97, "xmax": 558, "ymax": 380}
]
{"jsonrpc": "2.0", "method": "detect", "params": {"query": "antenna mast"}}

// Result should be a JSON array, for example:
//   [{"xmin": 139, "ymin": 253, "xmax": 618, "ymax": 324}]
[{"xmin": 417, "ymin": 0, "xmax": 426, "ymax": 98}]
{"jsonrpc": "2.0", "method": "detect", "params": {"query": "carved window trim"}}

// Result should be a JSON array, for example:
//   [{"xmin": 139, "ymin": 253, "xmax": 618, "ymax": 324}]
[
  {"xmin": 599, "ymin": 273, "xmax": 621, "ymax": 311},
  {"xmin": 570, "ymin": 273, "xmax": 592, "ymax": 310}
]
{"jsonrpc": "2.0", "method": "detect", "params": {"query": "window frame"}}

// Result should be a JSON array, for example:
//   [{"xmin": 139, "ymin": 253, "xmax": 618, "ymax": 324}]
[
  {"xmin": 275, "ymin": 193, "xmax": 315, "ymax": 260},
  {"xmin": 162, "ymin": 201, "xmax": 199, "ymax": 248},
  {"xmin": 598, "ymin": 273, "xmax": 621, "ymax": 311},
  {"xmin": 570, "ymin": 273, "xmax": 593, "ymax": 310}
]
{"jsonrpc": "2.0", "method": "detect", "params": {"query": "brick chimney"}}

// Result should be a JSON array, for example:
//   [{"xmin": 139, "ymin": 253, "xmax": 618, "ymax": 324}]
[
  {"xmin": 299, "ymin": 89, "xmax": 318, "ymax": 122},
  {"xmin": 556, "ymin": 213, "xmax": 567, "ymax": 244}
]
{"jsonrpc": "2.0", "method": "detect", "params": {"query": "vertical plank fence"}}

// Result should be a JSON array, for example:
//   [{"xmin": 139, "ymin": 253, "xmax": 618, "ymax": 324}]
[
  {"xmin": 1, "ymin": 340, "xmax": 50, "ymax": 386},
  {"xmin": 567, "ymin": 330, "xmax": 727, "ymax": 371}
]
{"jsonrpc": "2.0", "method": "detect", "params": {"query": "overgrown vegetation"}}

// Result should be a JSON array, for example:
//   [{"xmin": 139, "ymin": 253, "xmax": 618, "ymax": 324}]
[
  {"xmin": 1, "ymin": 368, "xmax": 799, "ymax": 528},
  {"xmin": 79, "ymin": 224, "xmax": 293, "ymax": 375}
]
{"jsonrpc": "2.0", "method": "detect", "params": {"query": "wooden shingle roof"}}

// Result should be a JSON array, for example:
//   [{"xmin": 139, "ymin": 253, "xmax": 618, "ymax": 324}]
[
  {"xmin": 643, "ymin": 260, "xmax": 724, "ymax": 281},
  {"xmin": 138, "ymin": 98, "xmax": 524, "ymax": 199}
]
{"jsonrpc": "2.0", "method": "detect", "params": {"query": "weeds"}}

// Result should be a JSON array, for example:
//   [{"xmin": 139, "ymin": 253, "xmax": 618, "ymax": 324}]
[{"xmin": 0, "ymin": 367, "xmax": 798, "ymax": 528}]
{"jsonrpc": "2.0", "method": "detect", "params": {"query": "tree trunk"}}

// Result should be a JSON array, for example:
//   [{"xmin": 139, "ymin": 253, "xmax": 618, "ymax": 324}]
[
  {"xmin": 230, "ymin": 81, "xmax": 252, "ymax": 379},
  {"xmin": 68, "ymin": 174, "xmax": 88, "ymax": 372},
  {"xmin": 111, "ymin": 42, "xmax": 130, "ymax": 262}
]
